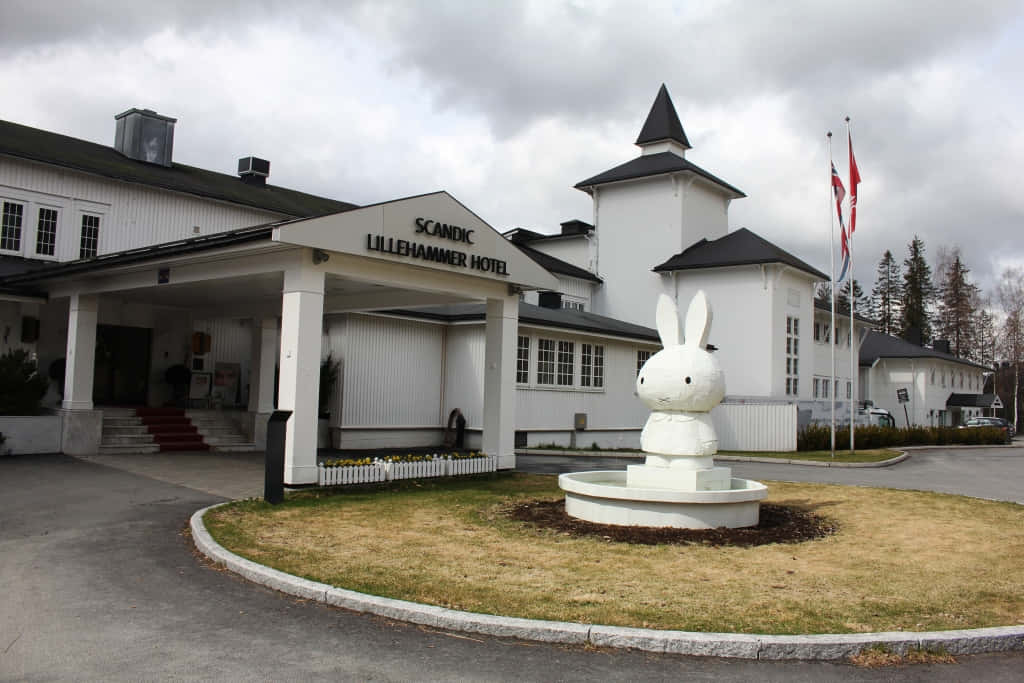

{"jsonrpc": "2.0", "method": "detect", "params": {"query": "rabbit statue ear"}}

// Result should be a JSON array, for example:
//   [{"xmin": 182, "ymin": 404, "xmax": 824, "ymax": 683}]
[
  {"xmin": 655, "ymin": 294, "xmax": 680, "ymax": 347},
  {"xmin": 683, "ymin": 290, "xmax": 712, "ymax": 349}
]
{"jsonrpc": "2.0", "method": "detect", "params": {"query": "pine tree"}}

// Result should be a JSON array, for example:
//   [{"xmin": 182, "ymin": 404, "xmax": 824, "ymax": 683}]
[
  {"xmin": 935, "ymin": 250, "xmax": 979, "ymax": 358},
  {"xmin": 900, "ymin": 236, "xmax": 935, "ymax": 344},
  {"xmin": 972, "ymin": 308, "xmax": 996, "ymax": 368},
  {"xmin": 870, "ymin": 250, "xmax": 902, "ymax": 335},
  {"xmin": 835, "ymin": 279, "xmax": 867, "ymax": 317}
]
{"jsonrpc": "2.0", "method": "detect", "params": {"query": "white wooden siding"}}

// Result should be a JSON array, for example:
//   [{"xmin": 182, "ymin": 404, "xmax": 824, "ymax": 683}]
[
  {"xmin": 442, "ymin": 325, "xmax": 486, "ymax": 427},
  {"xmin": 712, "ymin": 403, "xmax": 797, "ymax": 451},
  {"xmin": 1, "ymin": 157, "xmax": 283, "ymax": 261},
  {"xmin": 336, "ymin": 314, "xmax": 444, "ymax": 427}
]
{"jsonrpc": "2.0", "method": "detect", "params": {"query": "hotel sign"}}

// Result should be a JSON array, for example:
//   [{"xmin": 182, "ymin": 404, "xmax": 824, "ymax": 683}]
[{"xmin": 365, "ymin": 216, "xmax": 508, "ymax": 276}]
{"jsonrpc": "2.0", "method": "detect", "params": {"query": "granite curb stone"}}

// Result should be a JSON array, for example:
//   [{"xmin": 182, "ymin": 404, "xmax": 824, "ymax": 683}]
[{"xmin": 190, "ymin": 504, "xmax": 1024, "ymax": 660}]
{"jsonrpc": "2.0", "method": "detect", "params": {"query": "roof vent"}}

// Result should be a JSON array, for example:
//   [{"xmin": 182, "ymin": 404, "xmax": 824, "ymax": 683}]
[
  {"xmin": 114, "ymin": 108, "xmax": 176, "ymax": 167},
  {"xmin": 238, "ymin": 156, "xmax": 270, "ymax": 186}
]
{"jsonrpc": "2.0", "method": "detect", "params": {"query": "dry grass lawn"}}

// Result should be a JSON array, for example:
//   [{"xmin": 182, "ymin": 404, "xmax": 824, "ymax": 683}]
[{"xmin": 204, "ymin": 473, "xmax": 1024, "ymax": 635}]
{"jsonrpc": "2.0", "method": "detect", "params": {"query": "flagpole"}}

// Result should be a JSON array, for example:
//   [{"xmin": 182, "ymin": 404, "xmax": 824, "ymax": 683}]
[
  {"xmin": 847, "ymin": 116, "xmax": 857, "ymax": 455},
  {"xmin": 828, "ymin": 131, "xmax": 836, "ymax": 459}
]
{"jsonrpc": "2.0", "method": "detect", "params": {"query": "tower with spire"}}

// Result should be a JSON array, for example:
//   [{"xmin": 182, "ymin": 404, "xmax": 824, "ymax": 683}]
[{"xmin": 575, "ymin": 84, "xmax": 746, "ymax": 328}]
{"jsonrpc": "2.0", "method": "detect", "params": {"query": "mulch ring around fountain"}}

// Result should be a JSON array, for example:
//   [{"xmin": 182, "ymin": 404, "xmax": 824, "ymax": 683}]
[{"xmin": 506, "ymin": 501, "xmax": 838, "ymax": 547}]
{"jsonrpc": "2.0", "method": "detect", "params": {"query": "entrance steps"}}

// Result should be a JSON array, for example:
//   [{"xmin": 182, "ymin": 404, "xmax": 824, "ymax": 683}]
[{"xmin": 97, "ymin": 408, "xmax": 255, "ymax": 454}]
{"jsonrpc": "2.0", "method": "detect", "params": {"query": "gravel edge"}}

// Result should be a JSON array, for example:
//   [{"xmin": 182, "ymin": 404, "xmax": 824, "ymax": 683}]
[{"xmin": 190, "ymin": 504, "xmax": 1024, "ymax": 660}]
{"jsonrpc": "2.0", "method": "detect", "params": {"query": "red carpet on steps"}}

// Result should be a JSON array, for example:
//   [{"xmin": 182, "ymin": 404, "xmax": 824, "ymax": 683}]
[{"xmin": 135, "ymin": 408, "xmax": 210, "ymax": 452}]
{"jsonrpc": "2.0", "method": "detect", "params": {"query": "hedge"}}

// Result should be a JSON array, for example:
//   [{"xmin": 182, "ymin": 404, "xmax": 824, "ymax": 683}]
[{"xmin": 797, "ymin": 424, "xmax": 1009, "ymax": 451}]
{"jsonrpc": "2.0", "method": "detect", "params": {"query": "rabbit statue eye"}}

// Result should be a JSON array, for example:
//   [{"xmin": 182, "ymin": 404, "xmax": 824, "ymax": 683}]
[
  {"xmin": 685, "ymin": 376, "xmax": 692, "ymax": 384},
  {"xmin": 640, "ymin": 376, "xmax": 645, "ymax": 384}
]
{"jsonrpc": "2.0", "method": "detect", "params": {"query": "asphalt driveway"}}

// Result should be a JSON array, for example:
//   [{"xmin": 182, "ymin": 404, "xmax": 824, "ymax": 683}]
[{"xmin": 2, "ymin": 450, "xmax": 1023, "ymax": 681}]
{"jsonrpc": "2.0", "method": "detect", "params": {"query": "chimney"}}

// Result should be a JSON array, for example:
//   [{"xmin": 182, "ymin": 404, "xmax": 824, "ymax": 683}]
[
  {"xmin": 114, "ymin": 108, "xmax": 176, "ymax": 167},
  {"xmin": 904, "ymin": 327, "xmax": 923, "ymax": 347},
  {"xmin": 238, "ymin": 156, "xmax": 270, "ymax": 186},
  {"xmin": 538, "ymin": 291, "xmax": 563, "ymax": 309},
  {"xmin": 933, "ymin": 339, "xmax": 951, "ymax": 354},
  {"xmin": 560, "ymin": 219, "xmax": 594, "ymax": 236}
]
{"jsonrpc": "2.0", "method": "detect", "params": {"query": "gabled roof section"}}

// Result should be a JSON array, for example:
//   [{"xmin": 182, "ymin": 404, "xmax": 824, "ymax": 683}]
[
  {"xmin": 387, "ymin": 302, "xmax": 659, "ymax": 343},
  {"xmin": 636, "ymin": 84, "xmax": 691, "ymax": 149},
  {"xmin": 859, "ymin": 330, "xmax": 992, "ymax": 370},
  {"xmin": 514, "ymin": 243, "xmax": 602, "ymax": 283},
  {"xmin": 652, "ymin": 228, "xmax": 828, "ymax": 279},
  {"xmin": 575, "ymin": 152, "xmax": 745, "ymax": 197},
  {"xmin": 0, "ymin": 119, "xmax": 356, "ymax": 218}
]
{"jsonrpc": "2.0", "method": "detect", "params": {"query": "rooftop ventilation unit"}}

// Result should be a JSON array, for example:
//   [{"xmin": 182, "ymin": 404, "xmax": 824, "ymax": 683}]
[
  {"xmin": 114, "ymin": 108, "xmax": 176, "ymax": 167},
  {"xmin": 238, "ymin": 156, "xmax": 270, "ymax": 186}
]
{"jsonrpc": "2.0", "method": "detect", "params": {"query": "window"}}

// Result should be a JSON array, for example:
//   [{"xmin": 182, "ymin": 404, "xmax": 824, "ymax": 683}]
[
  {"xmin": 581, "ymin": 343, "xmax": 604, "ymax": 388},
  {"xmin": 637, "ymin": 349, "xmax": 652, "ymax": 376},
  {"xmin": 813, "ymin": 378, "xmax": 820, "ymax": 398},
  {"xmin": 516, "ymin": 335, "xmax": 530, "ymax": 384},
  {"xmin": 823, "ymin": 324, "xmax": 831, "ymax": 343},
  {"xmin": 823, "ymin": 379, "xmax": 830, "ymax": 398},
  {"xmin": 557, "ymin": 340, "xmax": 574, "ymax": 386},
  {"xmin": 537, "ymin": 339, "xmax": 555, "ymax": 385},
  {"xmin": 561, "ymin": 299, "xmax": 584, "ymax": 312},
  {"xmin": 785, "ymin": 315, "xmax": 799, "ymax": 396},
  {"xmin": 80, "ymin": 214, "xmax": 100, "ymax": 258},
  {"xmin": 35, "ymin": 207, "xmax": 58, "ymax": 256},
  {"xmin": 1, "ymin": 201, "xmax": 24, "ymax": 252},
  {"xmin": 846, "ymin": 381, "xmax": 852, "ymax": 399}
]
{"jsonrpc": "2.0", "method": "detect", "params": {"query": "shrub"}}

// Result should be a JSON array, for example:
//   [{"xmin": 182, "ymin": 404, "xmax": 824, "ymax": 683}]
[{"xmin": 0, "ymin": 349, "xmax": 49, "ymax": 415}]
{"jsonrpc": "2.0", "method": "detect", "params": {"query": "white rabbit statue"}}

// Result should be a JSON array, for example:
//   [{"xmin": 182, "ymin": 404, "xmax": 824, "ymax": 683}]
[{"xmin": 636, "ymin": 291, "xmax": 725, "ymax": 460}]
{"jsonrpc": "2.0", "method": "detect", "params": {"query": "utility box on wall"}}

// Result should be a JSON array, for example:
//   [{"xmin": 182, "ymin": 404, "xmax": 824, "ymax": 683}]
[{"xmin": 574, "ymin": 413, "xmax": 587, "ymax": 431}]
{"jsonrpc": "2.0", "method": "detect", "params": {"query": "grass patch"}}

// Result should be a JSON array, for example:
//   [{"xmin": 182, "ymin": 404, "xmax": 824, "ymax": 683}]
[
  {"xmin": 203, "ymin": 473, "xmax": 1024, "ymax": 635},
  {"xmin": 849, "ymin": 644, "xmax": 957, "ymax": 668},
  {"xmin": 719, "ymin": 449, "xmax": 901, "ymax": 463}
]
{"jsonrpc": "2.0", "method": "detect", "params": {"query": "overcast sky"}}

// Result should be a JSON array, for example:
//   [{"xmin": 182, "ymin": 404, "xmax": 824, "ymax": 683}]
[{"xmin": 3, "ymin": 0, "xmax": 1023, "ymax": 298}]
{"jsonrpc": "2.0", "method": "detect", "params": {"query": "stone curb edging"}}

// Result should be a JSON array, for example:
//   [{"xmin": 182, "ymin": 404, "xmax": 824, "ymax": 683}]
[
  {"xmin": 190, "ymin": 504, "xmax": 1024, "ymax": 660},
  {"xmin": 519, "ymin": 449, "xmax": 910, "ymax": 468}
]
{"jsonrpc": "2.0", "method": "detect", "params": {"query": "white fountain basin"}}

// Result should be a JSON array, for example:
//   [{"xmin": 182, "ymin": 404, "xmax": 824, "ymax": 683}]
[{"xmin": 558, "ymin": 470, "xmax": 768, "ymax": 529}]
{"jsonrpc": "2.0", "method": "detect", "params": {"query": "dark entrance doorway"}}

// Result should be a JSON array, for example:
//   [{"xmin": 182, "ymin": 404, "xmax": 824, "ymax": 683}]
[{"xmin": 94, "ymin": 324, "xmax": 152, "ymax": 406}]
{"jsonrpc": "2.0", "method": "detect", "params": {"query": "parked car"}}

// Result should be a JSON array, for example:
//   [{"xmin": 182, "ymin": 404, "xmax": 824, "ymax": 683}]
[
  {"xmin": 959, "ymin": 417, "xmax": 1013, "ymax": 443},
  {"xmin": 989, "ymin": 417, "xmax": 1016, "ymax": 439}
]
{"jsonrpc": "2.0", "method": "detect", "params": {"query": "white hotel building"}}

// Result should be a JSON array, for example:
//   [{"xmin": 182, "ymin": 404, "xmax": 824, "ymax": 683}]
[{"xmin": 0, "ymin": 86, "xmax": 990, "ymax": 481}]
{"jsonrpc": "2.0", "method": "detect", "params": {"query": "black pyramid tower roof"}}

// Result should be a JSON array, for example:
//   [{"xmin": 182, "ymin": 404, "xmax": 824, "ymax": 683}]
[{"xmin": 635, "ymin": 84, "xmax": 691, "ymax": 149}]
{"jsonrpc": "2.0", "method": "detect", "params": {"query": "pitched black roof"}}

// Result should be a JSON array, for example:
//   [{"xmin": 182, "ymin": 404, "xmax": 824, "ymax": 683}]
[
  {"xmin": 0, "ymin": 119, "xmax": 357, "ymax": 218},
  {"xmin": 575, "ymin": 151, "xmax": 745, "ymax": 197},
  {"xmin": 636, "ymin": 84, "xmax": 691, "ymax": 149},
  {"xmin": 946, "ymin": 393, "xmax": 1001, "ymax": 408},
  {"xmin": 514, "ymin": 243, "xmax": 602, "ymax": 283},
  {"xmin": 813, "ymin": 298, "xmax": 876, "ymax": 325},
  {"xmin": 859, "ymin": 330, "xmax": 991, "ymax": 370},
  {"xmin": 652, "ymin": 228, "xmax": 828, "ymax": 279},
  {"xmin": 387, "ymin": 302, "xmax": 658, "ymax": 343}
]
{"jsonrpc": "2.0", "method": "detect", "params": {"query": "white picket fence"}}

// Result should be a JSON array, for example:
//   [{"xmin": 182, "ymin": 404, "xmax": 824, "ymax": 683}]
[{"xmin": 317, "ymin": 455, "xmax": 497, "ymax": 486}]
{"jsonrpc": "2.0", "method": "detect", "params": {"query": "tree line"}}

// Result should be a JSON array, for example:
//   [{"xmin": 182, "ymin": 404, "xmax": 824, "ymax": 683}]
[{"xmin": 821, "ymin": 235, "xmax": 1023, "ymax": 424}]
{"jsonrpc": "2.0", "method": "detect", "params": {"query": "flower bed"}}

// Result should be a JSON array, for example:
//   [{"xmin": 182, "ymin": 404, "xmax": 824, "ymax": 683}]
[{"xmin": 317, "ymin": 452, "xmax": 496, "ymax": 486}]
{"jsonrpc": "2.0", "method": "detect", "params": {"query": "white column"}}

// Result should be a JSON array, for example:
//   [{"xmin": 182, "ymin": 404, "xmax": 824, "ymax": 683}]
[
  {"xmin": 278, "ymin": 264, "xmax": 324, "ymax": 485},
  {"xmin": 62, "ymin": 293, "xmax": 98, "ymax": 410},
  {"xmin": 248, "ymin": 317, "xmax": 278, "ymax": 414},
  {"xmin": 482, "ymin": 294, "xmax": 518, "ymax": 469}
]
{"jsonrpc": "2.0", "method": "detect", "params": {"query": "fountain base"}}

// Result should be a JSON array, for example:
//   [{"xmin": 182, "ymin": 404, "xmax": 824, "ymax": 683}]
[{"xmin": 558, "ymin": 470, "xmax": 767, "ymax": 529}]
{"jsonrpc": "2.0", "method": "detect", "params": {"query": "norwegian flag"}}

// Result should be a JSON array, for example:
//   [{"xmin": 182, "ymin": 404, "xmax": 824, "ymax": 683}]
[
  {"xmin": 831, "ymin": 162, "xmax": 850, "ymax": 281},
  {"xmin": 848, "ymin": 132, "xmax": 861, "ymax": 236}
]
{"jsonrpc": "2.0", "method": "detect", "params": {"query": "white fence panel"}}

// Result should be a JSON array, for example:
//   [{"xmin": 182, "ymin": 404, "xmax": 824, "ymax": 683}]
[
  {"xmin": 447, "ymin": 456, "xmax": 497, "ymax": 476},
  {"xmin": 712, "ymin": 403, "xmax": 797, "ymax": 452},
  {"xmin": 318, "ymin": 463, "xmax": 387, "ymax": 486},
  {"xmin": 386, "ymin": 459, "xmax": 447, "ymax": 481}
]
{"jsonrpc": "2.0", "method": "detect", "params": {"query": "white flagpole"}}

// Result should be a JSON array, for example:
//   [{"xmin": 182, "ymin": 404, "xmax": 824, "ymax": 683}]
[
  {"xmin": 847, "ymin": 117, "xmax": 856, "ymax": 454},
  {"xmin": 828, "ymin": 132, "xmax": 836, "ymax": 459}
]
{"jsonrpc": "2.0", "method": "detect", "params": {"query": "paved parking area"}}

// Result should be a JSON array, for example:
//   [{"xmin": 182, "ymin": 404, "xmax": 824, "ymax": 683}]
[{"xmin": 76, "ymin": 451, "xmax": 266, "ymax": 499}]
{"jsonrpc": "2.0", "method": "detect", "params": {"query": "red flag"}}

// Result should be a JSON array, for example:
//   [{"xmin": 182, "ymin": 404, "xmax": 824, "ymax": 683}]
[{"xmin": 848, "ymin": 132, "xmax": 861, "ymax": 235}]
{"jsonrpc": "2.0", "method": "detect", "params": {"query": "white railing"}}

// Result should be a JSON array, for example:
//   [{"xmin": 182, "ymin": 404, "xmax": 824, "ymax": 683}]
[{"xmin": 316, "ymin": 455, "xmax": 497, "ymax": 486}]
